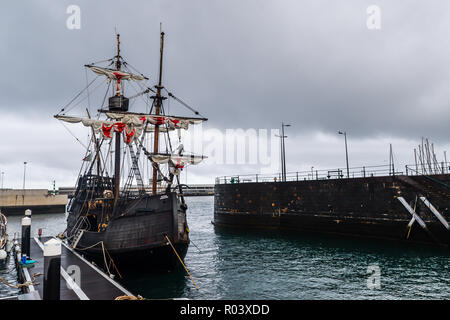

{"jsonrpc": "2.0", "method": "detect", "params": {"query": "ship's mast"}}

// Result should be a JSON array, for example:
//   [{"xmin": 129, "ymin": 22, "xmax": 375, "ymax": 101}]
[
  {"xmin": 114, "ymin": 34, "xmax": 122, "ymax": 204},
  {"xmin": 152, "ymin": 31, "xmax": 165, "ymax": 195}
]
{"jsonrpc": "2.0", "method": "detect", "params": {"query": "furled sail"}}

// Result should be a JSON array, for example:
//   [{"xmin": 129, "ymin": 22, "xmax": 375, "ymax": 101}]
[
  {"xmin": 150, "ymin": 153, "xmax": 207, "ymax": 168},
  {"xmin": 55, "ymin": 111, "xmax": 205, "ymax": 144},
  {"xmin": 86, "ymin": 66, "xmax": 147, "ymax": 82},
  {"xmin": 55, "ymin": 115, "xmax": 143, "ymax": 144},
  {"xmin": 87, "ymin": 65, "xmax": 148, "ymax": 96},
  {"xmin": 105, "ymin": 112, "xmax": 206, "ymax": 130}
]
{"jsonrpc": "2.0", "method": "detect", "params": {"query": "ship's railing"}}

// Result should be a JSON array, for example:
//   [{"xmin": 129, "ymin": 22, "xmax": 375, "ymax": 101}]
[{"xmin": 215, "ymin": 162, "xmax": 450, "ymax": 184}]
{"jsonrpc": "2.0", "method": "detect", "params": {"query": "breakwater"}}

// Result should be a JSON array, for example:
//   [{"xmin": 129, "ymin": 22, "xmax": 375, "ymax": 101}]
[
  {"xmin": 0, "ymin": 189, "xmax": 67, "ymax": 215},
  {"xmin": 214, "ymin": 172, "xmax": 450, "ymax": 247}
]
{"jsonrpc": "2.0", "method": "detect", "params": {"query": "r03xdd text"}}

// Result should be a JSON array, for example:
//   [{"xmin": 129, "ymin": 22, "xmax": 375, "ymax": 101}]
[{"xmin": 224, "ymin": 304, "xmax": 270, "ymax": 315}]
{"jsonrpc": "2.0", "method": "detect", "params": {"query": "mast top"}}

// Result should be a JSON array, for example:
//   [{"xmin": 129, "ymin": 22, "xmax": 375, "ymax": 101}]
[
  {"xmin": 110, "ymin": 33, "xmax": 128, "ymax": 111},
  {"xmin": 116, "ymin": 33, "xmax": 121, "ymax": 71},
  {"xmin": 158, "ymin": 31, "xmax": 165, "ymax": 89}
]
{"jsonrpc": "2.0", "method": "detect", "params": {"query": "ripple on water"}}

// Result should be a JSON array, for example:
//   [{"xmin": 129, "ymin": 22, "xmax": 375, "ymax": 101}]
[{"xmin": 1, "ymin": 198, "xmax": 448, "ymax": 300}]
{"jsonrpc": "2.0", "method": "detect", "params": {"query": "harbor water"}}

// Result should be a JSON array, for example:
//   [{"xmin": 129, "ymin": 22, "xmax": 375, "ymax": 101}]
[{"xmin": 1, "ymin": 196, "xmax": 449, "ymax": 300}]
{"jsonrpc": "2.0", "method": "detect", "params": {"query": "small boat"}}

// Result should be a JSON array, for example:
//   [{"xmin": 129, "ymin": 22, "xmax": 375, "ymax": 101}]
[{"xmin": 0, "ymin": 212, "xmax": 9, "ymax": 263}]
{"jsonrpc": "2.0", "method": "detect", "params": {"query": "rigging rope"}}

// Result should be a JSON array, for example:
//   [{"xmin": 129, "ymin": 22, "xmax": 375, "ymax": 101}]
[
  {"xmin": 85, "ymin": 57, "xmax": 115, "ymax": 66},
  {"xmin": 64, "ymin": 78, "xmax": 107, "ymax": 114},
  {"xmin": 163, "ymin": 88, "xmax": 204, "ymax": 117},
  {"xmin": 57, "ymin": 76, "xmax": 99, "ymax": 115},
  {"xmin": 73, "ymin": 240, "xmax": 122, "ymax": 279},
  {"xmin": 58, "ymin": 121, "xmax": 89, "ymax": 150},
  {"xmin": 85, "ymin": 68, "xmax": 91, "ymax": 112},
  {"xmin": 122, "ymin": 61, "xmax": 149, "ymax": 81}
]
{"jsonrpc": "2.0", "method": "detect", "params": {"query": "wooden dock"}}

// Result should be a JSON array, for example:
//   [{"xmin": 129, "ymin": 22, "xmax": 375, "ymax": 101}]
[{"xmin": 16, "ymin": 236, "xmax": 134, "ymax": 300}]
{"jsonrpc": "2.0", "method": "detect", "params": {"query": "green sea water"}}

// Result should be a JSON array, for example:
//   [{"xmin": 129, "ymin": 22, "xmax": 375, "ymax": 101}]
[{"xmin": 1, "ymin": 196, "xmax": 448, "ymax": 299}]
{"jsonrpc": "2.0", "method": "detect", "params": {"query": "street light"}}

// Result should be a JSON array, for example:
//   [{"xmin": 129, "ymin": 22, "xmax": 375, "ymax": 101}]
[
  {"xmin": 338, "ymin": 131, "xmax": 349, "ymax": 178},
  {"xmin": 1, "ymin": 171, "xmax": 3, "ymax": 189},
  {"xmin": 23, "ymin": 162, "xmax": 27, "ymax": 205},
  {"xmin": 281, "ymin": 123, "xmax": 291, "ymax": 181},
  {"xmin": 276, "ymin": 122, "xmax": 291, "ymax": 182}
]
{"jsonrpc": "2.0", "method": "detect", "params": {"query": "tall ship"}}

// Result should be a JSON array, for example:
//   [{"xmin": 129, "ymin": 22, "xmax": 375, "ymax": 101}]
[{"xmin": 55, "ymin": 31, "xmax": 207, "ymax": 271}]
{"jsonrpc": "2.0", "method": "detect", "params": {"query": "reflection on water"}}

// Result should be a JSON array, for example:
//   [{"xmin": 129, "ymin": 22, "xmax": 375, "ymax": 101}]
[
  {"xmin": 0, "ymin": 254, "xmax": 19, "ymax": 298},
  {"xmin": 1, "ymin": 198, "xmax": 449, "ymax": 300}
]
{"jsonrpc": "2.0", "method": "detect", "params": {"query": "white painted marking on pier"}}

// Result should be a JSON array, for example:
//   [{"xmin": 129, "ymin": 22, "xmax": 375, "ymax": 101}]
[
  {"xmin": 21, "ymin": 260, "xmax": 35, "ymax": 292},
  {"xmin": 60, "ymin": 239, "xmax": 134, "ymax": 296},
  {"xmin": 34, "ymin": 237, "xmax": 89, "ymax": 300}
]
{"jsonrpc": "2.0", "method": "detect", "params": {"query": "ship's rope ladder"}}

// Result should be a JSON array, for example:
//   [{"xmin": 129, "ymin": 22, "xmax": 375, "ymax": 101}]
[{"xmin": 126, "ymin": 144, "xmax": 145, "ymax": 194}]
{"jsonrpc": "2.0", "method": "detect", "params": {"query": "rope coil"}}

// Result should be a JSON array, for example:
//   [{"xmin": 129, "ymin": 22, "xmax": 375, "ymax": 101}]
[{"xmin": 114, "ymin": 295, "xmax": 145, "ymax": 300}]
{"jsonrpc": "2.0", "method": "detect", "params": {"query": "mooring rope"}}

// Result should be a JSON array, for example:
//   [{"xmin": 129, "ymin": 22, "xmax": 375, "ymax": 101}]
[
  {"xmin": 74, "ymin": 241, "xmax": 122, "ymax": 279},
  {"xmin": 164, "ymin": 235, "xmax": 199, "ymax": 290},
  {"xmin": 114, "ymin": 294, "xmax": 145, "ymax": 300},
  {"xmin": 0, "ymin": 272, "xmax": 42, "ymax": 289}
]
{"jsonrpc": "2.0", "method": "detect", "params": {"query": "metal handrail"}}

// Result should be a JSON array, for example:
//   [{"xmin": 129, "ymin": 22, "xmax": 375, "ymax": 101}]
[{"xmin": 215, "ymin": 162, "xmax": 450, "ymax": 184}]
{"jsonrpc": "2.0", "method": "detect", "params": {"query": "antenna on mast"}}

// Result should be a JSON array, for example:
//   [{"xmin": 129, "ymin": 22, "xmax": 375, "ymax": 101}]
[
  {"xmin": 108, "ymin": 32, "xmax": 129, "ymax": 111},
  {"xmin": 116, "ymin": 33, "xmax": 121, "ymax": 71}
]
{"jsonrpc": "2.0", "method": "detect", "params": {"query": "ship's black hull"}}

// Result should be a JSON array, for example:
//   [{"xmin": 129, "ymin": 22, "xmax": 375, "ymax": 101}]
[
  {"xmin": 214, "ymin": 174, "xmax": 450, "ymax": 247},
  {"xmin": 67, "ymin": 188, "xmax": 190, "ymax": 272},
  {"xmin": 81, "ymin": 241, "xmax": 189, "ymax": 271}
]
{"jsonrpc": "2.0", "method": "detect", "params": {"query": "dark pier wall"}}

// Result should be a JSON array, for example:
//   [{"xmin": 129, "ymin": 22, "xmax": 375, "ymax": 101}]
[
  {"xmin": 0, "ymin": 189, "xmax": 67, "ymax": 216},
  {"xmin": 214, "ymin": 174, "xmax": 450, "ymax": 246},
  {"xmin": 1, "ymin": 205, "xmax": 66, "ymax": 216}
]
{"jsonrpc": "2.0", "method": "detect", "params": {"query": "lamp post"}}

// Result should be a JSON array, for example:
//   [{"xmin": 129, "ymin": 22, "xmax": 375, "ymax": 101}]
[
  {"xmin": 276, "ymin": 123, "xmax": 291, "ymax": 182},
  {"xmin": 23, "ymin": 162, "xmax": 27, "ymax": 205},
  {"xmin": 281, "ymin": 123, "xmax": 291, "ymax": 181},
  {"xmin": 1, "ymin": 171, "xmax": 3, "ymax": 189},
  {"xmin": 338, "ymin": 131, "xmax": 349, "ymax": 178}
]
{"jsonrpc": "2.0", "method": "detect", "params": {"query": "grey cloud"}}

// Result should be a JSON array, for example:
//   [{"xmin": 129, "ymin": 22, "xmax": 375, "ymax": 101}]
[{"xmin": 0, "ymin": 0, "xmax": 449, "ymax": 188}]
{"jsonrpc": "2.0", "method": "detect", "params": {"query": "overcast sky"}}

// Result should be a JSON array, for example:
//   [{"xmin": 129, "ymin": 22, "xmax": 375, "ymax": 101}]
[{"xmin": 0, "ymin": 0, "xmax": 449, "ymax": 189}]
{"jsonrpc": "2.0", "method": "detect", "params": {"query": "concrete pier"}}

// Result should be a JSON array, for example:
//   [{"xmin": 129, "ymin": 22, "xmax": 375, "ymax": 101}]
[
  {"xmin": 14, "ymin": 236, "xmax": 135, "ymax": 300},
  {"xmin": 0, "ymin": 189, "xmax": 67, "ymax": 215}
]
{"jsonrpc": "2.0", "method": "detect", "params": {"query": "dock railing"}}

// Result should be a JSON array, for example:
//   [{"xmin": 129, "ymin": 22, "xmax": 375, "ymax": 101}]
[{"xmin": 215, "ymin": 162, "xmax": 450, "ymax": 184}]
